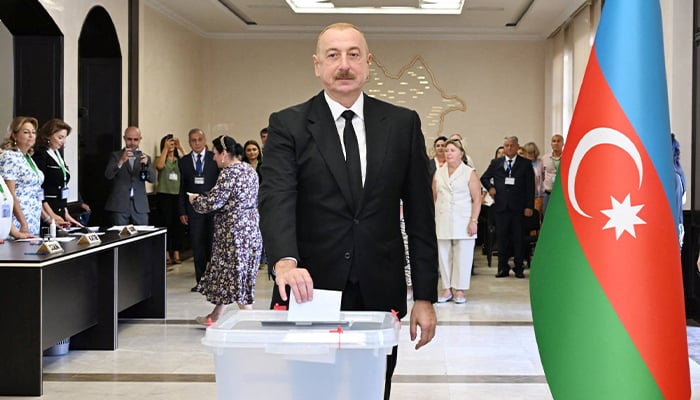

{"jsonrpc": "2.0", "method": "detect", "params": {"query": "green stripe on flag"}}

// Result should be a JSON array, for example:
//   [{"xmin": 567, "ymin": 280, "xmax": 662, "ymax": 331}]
[{"xmin": 530, "ymin": 184, "xmax": 662, "ymax": 399}]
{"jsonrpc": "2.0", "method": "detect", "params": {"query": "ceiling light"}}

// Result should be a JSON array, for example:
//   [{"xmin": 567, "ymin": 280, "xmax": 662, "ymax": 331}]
[{"xmin": 285, "ymin": 0, "xmax": 464, "ymax": 15}]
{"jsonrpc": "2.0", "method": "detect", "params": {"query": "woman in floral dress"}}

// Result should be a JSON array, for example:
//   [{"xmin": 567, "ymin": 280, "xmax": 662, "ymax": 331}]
[
  {"xmin": 188, "ymin": 135, "xmax": 262, "ymax": 325},
  {"xmin": 0, "ymin": 116, "xmax": 44, "ymax": 236}
]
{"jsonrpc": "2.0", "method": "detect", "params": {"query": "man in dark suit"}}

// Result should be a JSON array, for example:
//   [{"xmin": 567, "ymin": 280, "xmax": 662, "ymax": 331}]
[
  {"xmin": 104, "ymin": 126, "xmax": 155, "ymax": 225},
  {"xmin": 480, "ymin": 136, "xmax": 535, "ymax": 279},
  {"xmin": 259, "ymin": 127, "xmax": 268, "ymax": 149},
  {"xmin": 178, "ymin": 128, "xmax": 219, "ymax": 292},
  {"xmin": 259, "ymin": 23, "xmax": 438, "ymax": 400}
]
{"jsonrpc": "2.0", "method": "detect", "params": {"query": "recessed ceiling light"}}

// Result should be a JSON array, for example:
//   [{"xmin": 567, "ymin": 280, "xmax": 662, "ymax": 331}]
[{"xmin": 285, "ymin": 0, "xmax": 464, "ymax": 15}]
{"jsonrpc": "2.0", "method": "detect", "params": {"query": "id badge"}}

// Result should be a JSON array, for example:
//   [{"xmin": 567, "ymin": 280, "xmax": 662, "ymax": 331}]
[
  {"xmin": 505, "ymin": 177, "xmax": 516, "ymax": 185},
  {"xmin": 168, "ymin": 172, "xmax": 178, "ymax": 181},
  {"xmin": 194, "ymin": 176, "xmax": 205, "ymax": 185},
  {"xmin": 62, "ymin": 186, "xmax": 70, "ymax": 200},
  {"xmin": 1, "ymin": 203, "xmax": 10, "ymax": 218}
]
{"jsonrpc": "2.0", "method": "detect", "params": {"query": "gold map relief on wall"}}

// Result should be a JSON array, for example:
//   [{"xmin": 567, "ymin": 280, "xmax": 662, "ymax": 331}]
[{"xmin": 366, "ymin": 55, "xmax": 466, "ymax": 142}]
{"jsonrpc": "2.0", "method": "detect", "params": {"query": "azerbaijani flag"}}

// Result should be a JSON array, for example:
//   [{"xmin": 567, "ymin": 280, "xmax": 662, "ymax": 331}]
[{"xmin": 530, "ymin": 1, "xmax": 690, "ymax": 398}]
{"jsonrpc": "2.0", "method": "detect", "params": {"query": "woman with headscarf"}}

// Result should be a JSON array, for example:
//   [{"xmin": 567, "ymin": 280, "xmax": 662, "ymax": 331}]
[{"xmin": 189, "ymin": 135, "xmax": 263, "ymax": 325}]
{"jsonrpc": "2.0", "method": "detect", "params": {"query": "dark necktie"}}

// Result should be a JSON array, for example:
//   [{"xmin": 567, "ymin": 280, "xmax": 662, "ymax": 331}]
[
  {"xmin": 506, "ymin": 159, "xmax": 512, "ymax": 176},
  {"xmin": 196, "ymin": 154, "xmax": 203, "ymax": 175},
  {"xmin": 342, "ymin": 110, "xmax": 362, "ymax": 210}
]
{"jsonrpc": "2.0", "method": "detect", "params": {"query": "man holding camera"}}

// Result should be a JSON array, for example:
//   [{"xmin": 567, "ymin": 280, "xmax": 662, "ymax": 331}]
[{"xmin": 104, "ymin": 126, "xmax": 156, "ymax": 225}]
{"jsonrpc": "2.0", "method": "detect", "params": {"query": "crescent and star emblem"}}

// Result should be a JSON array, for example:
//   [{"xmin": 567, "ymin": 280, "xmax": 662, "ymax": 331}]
[{"xmin": 567, "ymin": 127, "xmax": 646, "ymax": 239}]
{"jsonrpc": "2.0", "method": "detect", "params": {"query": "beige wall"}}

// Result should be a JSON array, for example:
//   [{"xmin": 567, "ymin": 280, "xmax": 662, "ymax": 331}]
[
  {"xmin": 117, "ymin": 1, "xmax": 700, "ymax": 202},
  {"xmin": 368, "ymin": 40, "xmax": 545, "ymax": 172},
  {"xmin": 144, "ymin": 15, "xmax": 545, "ymax": 173},
  {"xmin": 139, "ymin": 5, "xmax": 205, "ymax": 157},
  {"xmin": 2, "ymin": 0, "xmax": 690, "ymax": 196},
  {"xmin": 200, "ymin": 38, "xmax": 318, "ymax": 145}
]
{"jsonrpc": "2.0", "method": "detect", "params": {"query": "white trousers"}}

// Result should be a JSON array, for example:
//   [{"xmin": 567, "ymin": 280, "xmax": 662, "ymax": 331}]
[{"xmin": 438, "ymin": 239, "xmax": 475, "ymax": 290}]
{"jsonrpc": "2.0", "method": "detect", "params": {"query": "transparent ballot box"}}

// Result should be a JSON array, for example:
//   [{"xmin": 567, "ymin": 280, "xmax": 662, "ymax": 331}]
[{"xmin": 202, "ymin": 310, "xmax": 400, "ymax": 400}]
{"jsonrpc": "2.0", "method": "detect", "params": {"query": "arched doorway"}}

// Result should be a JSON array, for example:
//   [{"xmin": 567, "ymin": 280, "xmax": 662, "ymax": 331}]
[{"xmin": 78, "ymin": 6, "xmax": 122, "ymax": 227}]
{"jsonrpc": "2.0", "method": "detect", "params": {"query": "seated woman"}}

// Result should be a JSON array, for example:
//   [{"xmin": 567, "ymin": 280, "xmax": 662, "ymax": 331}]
[{"xmin": 32, "ymin": 118, "xmax": 82, "ymax": 228}]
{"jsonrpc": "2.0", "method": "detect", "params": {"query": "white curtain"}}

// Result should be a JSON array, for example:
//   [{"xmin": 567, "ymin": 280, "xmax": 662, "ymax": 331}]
[{"xmin": 545, "ymin": 0, "xmax": 601, "ymax": 140}]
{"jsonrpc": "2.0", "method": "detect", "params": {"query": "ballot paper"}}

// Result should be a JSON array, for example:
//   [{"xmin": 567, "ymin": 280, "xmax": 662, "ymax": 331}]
[{"xmin": 288, "ymin": 289, "xmax": 342, "ymax": 322}]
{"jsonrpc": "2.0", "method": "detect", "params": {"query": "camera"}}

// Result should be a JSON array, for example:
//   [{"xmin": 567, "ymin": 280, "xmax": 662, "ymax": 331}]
[
  {"xmin": 132, "ymin": 149, "xmax": 150, "ymax": 181},
  {"xmin": 139, "ymin": 164, "xmax": 150, "ymax": 181}
]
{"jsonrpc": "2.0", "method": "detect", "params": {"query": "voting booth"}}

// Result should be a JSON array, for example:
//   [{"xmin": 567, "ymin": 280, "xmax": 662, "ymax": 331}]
[{"xmin": 202, "ymin": 310, "xmax": 400, "ymax": 400}]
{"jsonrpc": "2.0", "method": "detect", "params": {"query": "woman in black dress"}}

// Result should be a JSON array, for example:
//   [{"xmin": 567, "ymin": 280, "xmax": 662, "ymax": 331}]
[{"xmin": 32, "ymin": 118, "xmax": 82, "ymax": 228}]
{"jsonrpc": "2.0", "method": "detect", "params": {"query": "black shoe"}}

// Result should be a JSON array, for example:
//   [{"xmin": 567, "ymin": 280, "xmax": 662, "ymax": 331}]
[
  {"xmin": 190, "ymin": 285, "xmax": 199, "ymax": 292},
  {"xmin": 515, "ymin": 271, "xmax": 525, "ymax": 279},
  {"xmin": 495, "ymin": 271, "xmax": 509, "ymax": 278}
]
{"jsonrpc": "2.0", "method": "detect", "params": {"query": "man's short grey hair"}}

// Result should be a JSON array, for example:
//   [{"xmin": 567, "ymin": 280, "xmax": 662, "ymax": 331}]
[{"xmin": 504, "ymin": 136, "xmax": 519, "ymax": 143}]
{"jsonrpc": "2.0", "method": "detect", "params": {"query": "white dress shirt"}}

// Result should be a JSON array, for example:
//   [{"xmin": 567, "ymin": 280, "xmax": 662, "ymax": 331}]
[{"xmin": 325, "ymin": 92, "xmax": 367, "ymax": 186}]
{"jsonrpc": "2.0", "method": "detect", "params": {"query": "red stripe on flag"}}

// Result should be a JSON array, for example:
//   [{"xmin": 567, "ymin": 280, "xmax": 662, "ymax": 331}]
[{"xmin": 561, "ymin": 50, "xmax": 689, "ymax": 398}]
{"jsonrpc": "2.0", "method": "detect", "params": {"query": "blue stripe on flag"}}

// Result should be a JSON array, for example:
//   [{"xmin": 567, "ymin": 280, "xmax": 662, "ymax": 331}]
[{"xmin": 594, "ymin": 0, "xmax": 675, "ymax": 216}]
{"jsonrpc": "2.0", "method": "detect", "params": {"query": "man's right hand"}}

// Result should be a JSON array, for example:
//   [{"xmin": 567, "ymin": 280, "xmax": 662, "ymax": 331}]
[
  {"xmin": 274, "ymin": 259, "xmax": 314, "ymax": 303},
  {"xmin": 119, "ymin": 148, "xmax": 133, "ymax": 165},
  {"xmin": 179, "ymin": 215, "xmax": 188, "ymax": 225}
]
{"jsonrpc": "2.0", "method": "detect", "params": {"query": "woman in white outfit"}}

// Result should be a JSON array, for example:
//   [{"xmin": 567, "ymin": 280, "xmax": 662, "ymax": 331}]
[{"xmin": 433, "ymin": 139, "xmax": 481, "ymax": 304}]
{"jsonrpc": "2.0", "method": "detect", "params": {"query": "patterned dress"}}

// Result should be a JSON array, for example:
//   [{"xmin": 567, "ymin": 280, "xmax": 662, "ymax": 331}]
[
  {"xmin": 0, "ymin": 150, "xmax": 44, "ymax": 235},
  {"xmin": 193, "ymin": 161, "xmax": 262, "ymax": 305}
]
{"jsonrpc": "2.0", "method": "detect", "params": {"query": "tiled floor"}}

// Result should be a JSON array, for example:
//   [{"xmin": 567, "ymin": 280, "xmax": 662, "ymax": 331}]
[{"xmin": 13, "ymin": 252, "xmax": 700, "ymax": 399}]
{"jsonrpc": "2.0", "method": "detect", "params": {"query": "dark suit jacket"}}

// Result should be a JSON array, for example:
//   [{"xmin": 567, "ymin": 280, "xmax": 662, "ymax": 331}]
[
  {"xmin": 259, "ymin": 91, "xmax": 438, "ymax": 318},
  {"xmin": 178, "ymin": 151, "xmax": 220, "ymax": 217},
  {"xmin": 427, "ymin": 158, "xmax": 438, "ymax": 177},
  {"xmin": 104, "ymin": 149, "xmax": 155, "ymax": 213},
  {"xmin": 480, "ymin": 155, "xmax": 535, "ymax": 212},
  {"xmin": 32, "ymin": 148, "xmax": 70, "ymax": 212}
]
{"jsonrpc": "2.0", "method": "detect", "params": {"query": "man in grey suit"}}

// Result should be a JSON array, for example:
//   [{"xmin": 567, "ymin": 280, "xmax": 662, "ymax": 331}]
[
  {"xmin": 259, "ymin": 23, "xmax": 438, "ymax": 400},
  {"xmin": 104, "ymin": 126, "xmax": 155, "ymax": 225}
]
